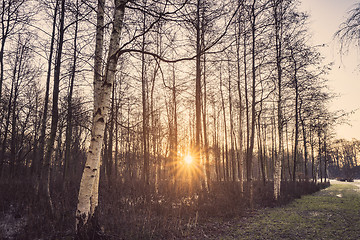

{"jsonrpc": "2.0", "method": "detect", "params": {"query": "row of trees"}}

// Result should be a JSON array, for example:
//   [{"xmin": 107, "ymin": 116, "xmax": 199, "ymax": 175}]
[
  {"xmin": 0, "ymin": 0, "xmax": 350, "ymax": 231},
  {"xmin": 77, "ymin": 0, "xmax": 341, "ymax": 223},
  {"xmin": 329, "ymin": 139, "xmax": 360, "ymax": 180}
]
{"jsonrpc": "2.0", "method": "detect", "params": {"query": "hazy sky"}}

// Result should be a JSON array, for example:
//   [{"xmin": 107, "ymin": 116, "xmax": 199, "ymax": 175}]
[{"xmin": 300, "ymin": 0, "xmax": 360, "ymax": 140}]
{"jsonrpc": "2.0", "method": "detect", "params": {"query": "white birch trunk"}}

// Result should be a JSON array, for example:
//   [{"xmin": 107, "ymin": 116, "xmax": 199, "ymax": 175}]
[
  {"xmin": 273, "ymin": 0, "xmax": 283, "ymax": 201},
  {"xmin": 76, "ymin": 0, "xmax": 126, "ymax": 227},
  {"xmin": 274, "ymin": 158, "xmax": 281, "ymax": 200}
]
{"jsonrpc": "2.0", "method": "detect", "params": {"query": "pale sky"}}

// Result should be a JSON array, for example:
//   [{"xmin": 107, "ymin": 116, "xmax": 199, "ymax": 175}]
[{"xmin": 300, "ymin": 0, "xmax": 360, "ymax": 140}]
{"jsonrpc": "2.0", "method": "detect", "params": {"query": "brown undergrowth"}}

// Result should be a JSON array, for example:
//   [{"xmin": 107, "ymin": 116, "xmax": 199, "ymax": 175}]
[{"xmin": 0, "ymin": 177, "xmax": 328, "ymax": 239}]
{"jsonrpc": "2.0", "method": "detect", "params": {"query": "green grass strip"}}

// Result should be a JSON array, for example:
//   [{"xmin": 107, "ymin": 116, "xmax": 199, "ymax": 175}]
[{"xmin": 220, "ymin": 182, "xmax": 360, "ymax": 240}]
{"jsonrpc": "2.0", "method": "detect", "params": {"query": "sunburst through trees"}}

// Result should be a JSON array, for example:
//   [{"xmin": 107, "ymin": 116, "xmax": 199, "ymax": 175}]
[{"xmin": 0, "ymin": 0, "xmax": 352, "ymax": 238}]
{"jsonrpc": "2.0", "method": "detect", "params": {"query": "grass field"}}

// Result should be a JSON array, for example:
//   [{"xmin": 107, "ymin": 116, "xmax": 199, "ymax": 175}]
[{"xmin": 217, "ymin": 180, "xmax": 360, "ymax": 240}]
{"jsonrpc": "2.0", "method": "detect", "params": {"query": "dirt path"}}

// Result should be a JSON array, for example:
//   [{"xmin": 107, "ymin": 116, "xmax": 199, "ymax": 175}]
[{"xmin": 209, "ymin": 180, "xmax": 360, "ymax": 240}]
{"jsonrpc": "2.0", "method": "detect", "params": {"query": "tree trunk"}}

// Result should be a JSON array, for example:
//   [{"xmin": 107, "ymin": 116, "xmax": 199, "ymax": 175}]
[
  {"xmin": 318, "ymin": 126, "xmax": 322, "ymax": 183},
  {"xmin": 273, "ymin": 0, "xmax": 283, "ymax": 200},
  {"xmin": 76, "ymin": 0, "xmax": 126, "ymax": 227},
  {"xmin": 202, "ymin": 47, "xmax": 210, "ymax": 190},
  {"xmin": 64, "ymin": 0, "xmax": 79, "ymax": 187},
  {"xmin": 0, "ymin": 45, "xmax": 17, "ymax": 177},
  {"xmin": 114, "ymin": 81, "xmax": 120, "ymax": 179},
  {"xmin": 10, "ymin": 40, "xmax": 24, "ymax": 178},
  {"xmin": 247, "ymin": 0, "xmax": 257, "ymax": 208},
  {"xmin": 141, "ymin": 4, "xmax": 150, "ymax": 187},
  {"xmin": 0, "ymin": 0, "xmax": 10, "ymax": 101},
  {"xmin": 324, "ymin": 136, "xmax": 328, "ymax": 182},
  {"xmin": 310, "ymin": 125, "xmax": 316, "ymax": 182},
  {"xmin": 36, "ymin": 0, "xmax": 59, "ymax": 189},
  {"xmin": 42, "ymin": 0, "xmax": 66, "ymax": 214},
  {"xmin": 172, "ymin": 64, "xmax": 178, "ymax": 188},
  {"xmin": 220, "ymin": 64, "xmax": 229, "ymax": 182},
  {"xmin": 299, "ymin": 100, "xmax": 308, "ymax": 181},
  {"xmin": 228, "ymin": 59, "xmax": 236, "ymax": 182},
  {"xmin": 257, "ymin": 113, "xmax": 266, "ymax": 185},
  {"xmin": 213, "ymin": 100, "xmax": 220, "ymax": 182},
  {"xmin": 194, "ymin": 0, "xmax": 203, "ymax": 190},
  {"xmin": 293, "ymin": 58, "xmax": 299, "ymax": 182},
  {"xmin": 235, "ymin": 3, "xmax": 244, "ymax": 191},
  {"xmin": 107, "ymin": 80, "xmax": 116, "ymax": 183}
]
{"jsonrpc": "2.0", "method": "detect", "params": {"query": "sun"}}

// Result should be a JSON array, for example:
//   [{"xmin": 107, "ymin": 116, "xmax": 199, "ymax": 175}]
[{"xmin": 184, "ymin": 154, "xmax": 193, "ymax": 165}]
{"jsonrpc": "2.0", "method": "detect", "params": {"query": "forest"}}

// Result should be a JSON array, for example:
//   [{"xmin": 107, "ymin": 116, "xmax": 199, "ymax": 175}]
[{"xmin": 0, "ymin": 0, "xmax": 359, "ymax": 239}]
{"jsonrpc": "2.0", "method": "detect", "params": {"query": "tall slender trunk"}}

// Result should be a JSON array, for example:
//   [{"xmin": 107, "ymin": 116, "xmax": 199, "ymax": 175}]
[
  {"xmin": 76, "ymin": 0, "xmax": 126, "ymax": 227},
  {"xmin": 141, "ymin": 3, "xmax": 149, "ymax": 186},
  {"xmin": 0, "ymin": 0, "xmax": 10, "ymax": 101},
  {"xmin": 318, "ymin": 126, "xmax": 322, "ymax": 183},
  {"xmin": 236, "ymin": 3, "xmax": 244, "ymax": 191},
  {"xmin": 324, "ymin": 136, "xmax": 327, "ymax": 182},
  {"xmin": 0, "ymin": 35, "xmax": 5, "ymax": 101},
  {"xmin": 273, "ymin": 0, "xmax": 283, "ymax": 200},
  {"xmin": 271, "ymin": 116, "xmax": 276, "ymax": 179},
  {"xmin": 10, "ymin": 40, "xmax": 24, "ymax": 178},
  {"xmin": 213, "ymin": 100, "xmax": 220, "ymax": 182},
  {"xmin": 293, "ymin": 58, "xmax": 299, "ymax": 182},
  {"xmin": 37, "ymin": 0, "xmax": 59, "ymax": 186},
  {"xmin": 195, "ymin": 0, "xmax": 202, "ymax": 189},
  {"xmin": 244, "ymin": 29, "xmax": 249, "ymax": 163},
  {"xmin": 246, "ymin": 0, "xmax": 257, "ymax": 207},
  {"xmin": 285, "ymin": 122, "xmax": 292, "ymax": 180},
  {"xmin": 222, "ymin": 145, "xmax": 225, "ymax": 181},
  {"xmin": 31, "ymin": 95, "xmax": 40, "ymax": 178},
  {"xmin": 126, "ymin": 101, "xmax": 132, "ymax": 182},
  {"xmin": 42, "ymin": 0, "xmax": 66, "ymax": 214},
  {"xmin": 202, "ymin": 47, "xmax": 210, "ymax": 190},
  {"xmin": 220, "ymin": 64, "xmax": 229, "ymax": 181},
  {"xmin": 198, "ymin": 0, "xmax": 210, "ymax": 190},
  {"xmin": 262, "ymin": 123, "xmax": 268, "ymax": 181},
  {"xmin": 64, "ymin": 0, "xmax": 79, "ymax": 186},
  {"xmin": 0, "ymin": 45, "xmax": 17, "ymax": 177},
  {"xmin": 114, "ymin": 82, "xmax": 120, "ymax": 179},
  {"xmin": 228, "ymin": 59, "xmax": 236, "ymax": 182},
  {"xmin": 310, "ymin": 125, "xmax": 315, "ymax": 182},
  {"xmin": 257, "ymin": 112, "xmax": 266, "ymax": 185},
  {"xmin": 299, "ymin": 100, "xmax": 308, "ymax": 180},
  {"xmin": 151, "ymin": 23, "xmax": 161, "ymax": 191},
  {"xmin": 107, "ymin": 82, "xmax": 115, "ymax": 183},
  {"xmin": 172, "ymin": 65, "xmax": 178, "ymax": 188}
]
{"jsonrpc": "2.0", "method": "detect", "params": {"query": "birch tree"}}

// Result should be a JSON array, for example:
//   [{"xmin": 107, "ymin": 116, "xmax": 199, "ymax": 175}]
[
  {"xmin": 272, "ymin": 0, "xmax": 284, "ymax": 200},
  {"xmin": 76, "ymin": 0, "xmax": 126, "ymax": 227}
]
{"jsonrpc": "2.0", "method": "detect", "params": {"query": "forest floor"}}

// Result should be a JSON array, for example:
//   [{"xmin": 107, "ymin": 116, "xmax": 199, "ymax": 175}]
[
  {"xmin": 1, "ymin": 180, "xmax": 357, "ymax": 239},
  {"xmin": 185, "ymin": 180, "xmax": 360, "ymax": 240}
]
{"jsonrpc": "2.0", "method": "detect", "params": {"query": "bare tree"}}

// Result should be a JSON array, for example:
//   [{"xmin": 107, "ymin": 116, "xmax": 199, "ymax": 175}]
[
  {"xmin": 336, "ymin": 3, "xmax": 360, "ymax": 53},
  {"xmin": 0, "ymin": 0, "xmax": 30, "ymax": 101},
  {"xmin": 36, "ymin": 0, "xmax": 60, "ymax": 190}
]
